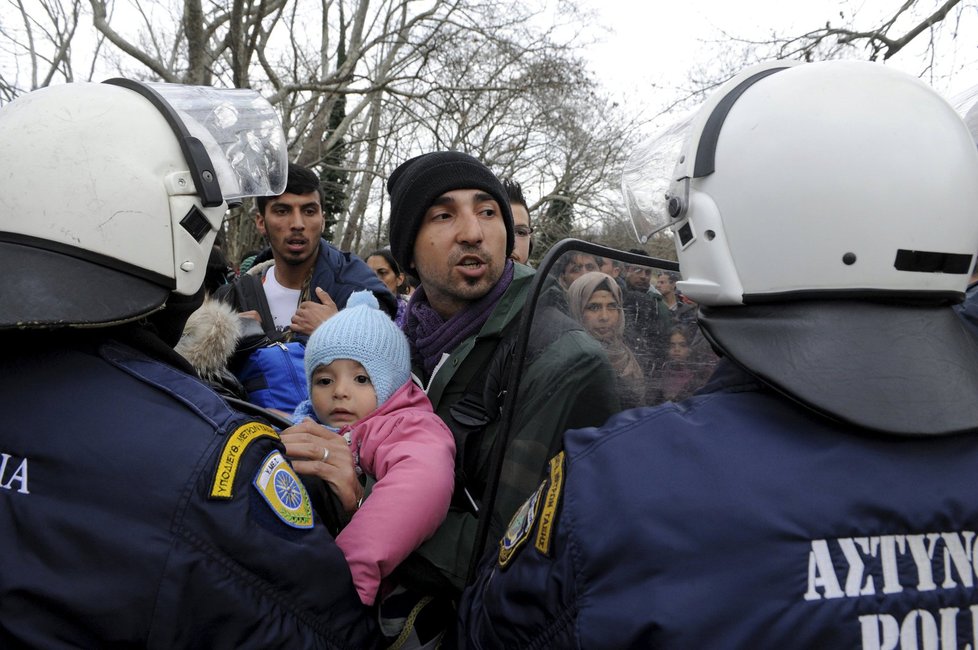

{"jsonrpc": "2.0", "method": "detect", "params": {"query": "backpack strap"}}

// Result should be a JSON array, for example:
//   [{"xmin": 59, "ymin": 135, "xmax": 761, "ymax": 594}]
[
  {"xmin": 234, "ymin": 272, "xmax": 278, "ymax": 338},
  {"xmin": 447, "ymin": 315, "xmax": 521, "ymax": 514},
  {"xmin": 450, "ymin": 304, "xmax": 584, "ymax": 515},
  {"xmin": 215, "ymin": 272, "xmax": 293, "ymax": 374}
]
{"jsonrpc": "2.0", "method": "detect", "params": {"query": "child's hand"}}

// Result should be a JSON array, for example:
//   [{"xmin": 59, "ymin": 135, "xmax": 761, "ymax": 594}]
[{"xmin": 281, "ymin": 418, "xmax": 362, "ymax": 513}]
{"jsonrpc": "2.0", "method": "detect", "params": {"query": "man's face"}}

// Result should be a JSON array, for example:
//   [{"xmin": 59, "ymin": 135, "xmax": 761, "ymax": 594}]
[
  {"xmin": 656, "ymin": 274, "xmax": 675, "ymax": 297},
  {"xmin": 560, "ymin": 253, "xmax": 599, "ymax": 289},
  {"xmin": 411, "ymin": 188, "xmax": 507, "ymax": 319},
  {"xmin": 510, "ymin": 203, "xmax": 531, "ymax": 265},
  {"xmin": 598, "ymin": 257, "xmax": 620, "ymax": 278},
  {"xmin": 624, "ymin": 264, "xmax": 654, "ymax": 292},
  {"xmin": 255, "ymin": 191, "xmax": 325, "ymax": 267}
]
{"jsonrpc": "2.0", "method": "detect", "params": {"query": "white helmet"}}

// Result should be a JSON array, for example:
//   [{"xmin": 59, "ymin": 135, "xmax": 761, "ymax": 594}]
[
  {"xmin": 626, "ymin": 60, "xmax": 978, "ymax": 306},
  {"xmin": 623, "ymin": 61, "xmax": 978, "ymax": 436},
  {"xmin": 0, "ymin": 80, "xmax": 287, "ymax": 329}
]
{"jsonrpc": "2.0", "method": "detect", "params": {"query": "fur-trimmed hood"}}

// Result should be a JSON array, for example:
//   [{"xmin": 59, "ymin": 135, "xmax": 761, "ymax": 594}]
[{"xmin": 175, "ymin": 298, "xmax": 242, "ymax": 385}]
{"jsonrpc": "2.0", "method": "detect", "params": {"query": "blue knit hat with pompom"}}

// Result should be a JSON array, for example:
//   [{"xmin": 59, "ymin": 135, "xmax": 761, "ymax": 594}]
[{"xmin": 303, "ymin": 290, "xmax": 410, "ymax": 406}]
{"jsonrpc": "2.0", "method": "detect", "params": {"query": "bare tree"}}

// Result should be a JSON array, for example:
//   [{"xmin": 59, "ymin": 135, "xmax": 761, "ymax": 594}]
[
  {"xmin": 2, "ymin": 0, "xmax": 646, "ymax": 264},
  {"xmin": 0, "ymin": 0, "xmax": 86, "ymax": 100},
  {"xmin": 771, "ymin": 0, "xmax": 963, "ymax": 63},
  {"xmin": 677, "ymin": 0, "xmax": 973, "ymax": 103}
]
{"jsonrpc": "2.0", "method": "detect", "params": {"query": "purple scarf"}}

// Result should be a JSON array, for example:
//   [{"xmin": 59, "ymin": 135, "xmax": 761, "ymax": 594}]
[{"xmin": 405, "ymin": 261, "xmax": 515, "ymax": 377}]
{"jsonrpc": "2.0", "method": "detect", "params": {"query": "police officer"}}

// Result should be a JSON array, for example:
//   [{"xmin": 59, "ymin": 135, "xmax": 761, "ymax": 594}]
[
  {"xmin": 460, "ymin": 60, "xmax": 978, "ymax": 647},
  {"xmin": 0, "ymin": 81, "xmax": 376, "ymax": 647}
]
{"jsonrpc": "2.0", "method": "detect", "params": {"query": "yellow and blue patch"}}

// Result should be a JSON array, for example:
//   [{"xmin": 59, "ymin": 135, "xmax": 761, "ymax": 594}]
[
  {"xmin": 498, "ymin": 478, "xmax": 546, "ymax": 568},
  {"xmin": 534, "ymin": 451, "xmax": 565, "ymax": 556},
  {"xmin": 498, "ymin": 451, "xmax": 566, "ymax": 568},
  {"xmin": 253, "ymin": 451, "xmax": 314, "ymax": 529},
  {"xmin": 210, "ymin": 421, "xmax": 279, "ymax": 500}
]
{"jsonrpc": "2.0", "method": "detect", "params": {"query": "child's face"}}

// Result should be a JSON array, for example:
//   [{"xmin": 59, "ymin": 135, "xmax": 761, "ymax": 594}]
[
  {"xmin": 310, "ymin": 359, "xmax": 378, "ymax": 428},
  {"xmin": 668, "ymin": 332, "xmax": 691, "ymax": 362}
]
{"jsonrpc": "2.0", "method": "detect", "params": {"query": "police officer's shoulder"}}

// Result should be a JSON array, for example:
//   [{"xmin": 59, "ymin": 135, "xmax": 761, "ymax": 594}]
[{"xmin": 498, "ymin": 451, "xmax": 566, "ymax": 570}]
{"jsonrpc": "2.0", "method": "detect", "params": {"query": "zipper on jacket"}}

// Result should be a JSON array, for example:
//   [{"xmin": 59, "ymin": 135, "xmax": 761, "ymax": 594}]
[{"xmin": 277, "ymin": 342, "xmax": 305, "ymax": 399}]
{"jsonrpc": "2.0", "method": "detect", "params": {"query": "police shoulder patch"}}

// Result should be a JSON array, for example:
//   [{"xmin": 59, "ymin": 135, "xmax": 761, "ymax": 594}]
[
  {"xmin": 498, "ymin": 478, "xmax": 547, "ymax": 569},
  {"xmin": 209, "ymin": 421, "xmax": 279, "ymax": 500},
  {"xmin": 534, "ymin": 451, "xmax": 565, "ymax": 556},
  {"xmin": 253, "ymin": 451, "xmax": 314, "ymax": 529}
]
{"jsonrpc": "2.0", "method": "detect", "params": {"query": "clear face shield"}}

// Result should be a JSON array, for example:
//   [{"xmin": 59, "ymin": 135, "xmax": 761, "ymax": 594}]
[
  {"xmin": 621, "ymin": 115, "xmax": 694, "ymax": 244},
  {"xmin": 103, "ymin": 79, "xmax": 290, "ymax": 297},
  {"xmin": 468, "ymin": 240, "xmax": 720, "ymax": 583},
  {"xmin": 950, "ymin": 83, "xmax": 978, "ymax": 147},
  {"xmin": 104, "ymin": 79, "xmax": 288, "ymax": 205}
]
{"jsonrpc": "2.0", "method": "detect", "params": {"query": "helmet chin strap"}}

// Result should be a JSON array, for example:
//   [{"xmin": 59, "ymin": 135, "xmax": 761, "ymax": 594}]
[{"xmin": 148, "ymin": 286, "xmax": 207, "ymax": 348}]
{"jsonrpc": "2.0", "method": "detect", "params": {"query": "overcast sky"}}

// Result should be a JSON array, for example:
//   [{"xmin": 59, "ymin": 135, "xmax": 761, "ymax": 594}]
[{"xmin": 574, "ymin": 0, "xmax": 978, "ymax": 119}]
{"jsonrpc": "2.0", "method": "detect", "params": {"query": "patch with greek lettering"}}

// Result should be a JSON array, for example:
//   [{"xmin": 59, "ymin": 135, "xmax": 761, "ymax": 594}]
[
  {"xmin": 498, "ymin": 478, "xmax": 546, "ymax": 569},
  {"xmin": 253, "ymin": 451, "xmax": 313, "ymax": 529},
  {"xmin": 209, "ymin": 422, "xmax": 279, "ymax": 499},
  {"xmin": 534, "ymin": 452, "xmax": 564, "ymax": 556}
]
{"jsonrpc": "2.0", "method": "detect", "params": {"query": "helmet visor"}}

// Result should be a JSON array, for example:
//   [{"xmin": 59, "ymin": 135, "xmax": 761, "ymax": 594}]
[
  {"xmin": 950, "ymin": 83, "xmax": 978, "ymax": 146},
  {"xmin": 621, "ymin": 114, "xmax": 693, "ymax": 243},
  {"xmin": 146, "ymin": 82, "xmax": 288, "ymax": 201}
]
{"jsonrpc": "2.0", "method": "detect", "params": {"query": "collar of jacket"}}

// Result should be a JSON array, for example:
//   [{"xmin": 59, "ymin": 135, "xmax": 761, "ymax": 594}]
[{"xmin": 422, "ymin": 264, "xmax": 534, "ymax": 406}]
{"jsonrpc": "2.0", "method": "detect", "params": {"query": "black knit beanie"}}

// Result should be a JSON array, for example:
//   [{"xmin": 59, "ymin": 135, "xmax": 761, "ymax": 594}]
[{"xmin": 386, "ymin": 151, "xmax": 514, "ymax": 276}]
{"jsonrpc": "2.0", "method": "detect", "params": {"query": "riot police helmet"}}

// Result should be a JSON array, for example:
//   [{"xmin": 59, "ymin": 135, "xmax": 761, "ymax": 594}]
[
  {"xmin": 623, "ymin": 60, "xmax": 978, "ymax": 435},
  {"xmin": 0, "ymin": 80, "xmax": 287, "ymax": 330}
]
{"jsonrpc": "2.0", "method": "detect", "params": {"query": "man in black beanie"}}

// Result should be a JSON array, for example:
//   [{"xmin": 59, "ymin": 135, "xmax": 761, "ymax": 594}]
[{"xmin": 383, "ymin": 152, "xmax": 617, "ymax": 637}]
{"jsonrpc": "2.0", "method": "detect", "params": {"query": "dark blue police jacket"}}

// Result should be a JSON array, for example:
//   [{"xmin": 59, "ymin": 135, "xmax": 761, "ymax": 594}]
[
  {"xmin": 955, "ymin": 281, "xmax": 978, "ymax": 340},
  {"xmin": 461, "ymin": 361, "xmax": 978, "ymax": 648},
  {"xmin": 0, "ymin": 331, "xmax": 376, "ymax": 649}
]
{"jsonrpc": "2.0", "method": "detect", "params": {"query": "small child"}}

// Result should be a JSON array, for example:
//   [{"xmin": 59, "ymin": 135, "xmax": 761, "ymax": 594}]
[{"xmin": 291, "ymin": 291, "xmax": 455, "ymax": 606}]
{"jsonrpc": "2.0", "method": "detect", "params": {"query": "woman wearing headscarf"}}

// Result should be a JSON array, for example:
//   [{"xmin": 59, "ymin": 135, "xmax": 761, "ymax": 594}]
[{"xmin": 567, "ymin": 271, "xmax": 646, "ymax": 410}]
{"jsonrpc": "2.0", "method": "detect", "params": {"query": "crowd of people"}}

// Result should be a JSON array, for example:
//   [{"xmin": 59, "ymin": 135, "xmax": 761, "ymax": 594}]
[{"xmin": 4, "ymin": 59, "xmax": 978, "ymax": 648}]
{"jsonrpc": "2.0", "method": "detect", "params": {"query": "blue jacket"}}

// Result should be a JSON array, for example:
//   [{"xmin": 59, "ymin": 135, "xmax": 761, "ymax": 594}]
[
  {"xmin": 461, "ymin": 361, "xmax": 978, "ymax": 648},
  {"xmin": 213, "ymin": 240, "xmax": 397, "ymax": 413},
  {"xmin": 0, "ymin": 330, "xmax": 377, "ymax": 649},
  {"xmin": 954, "ymin": 281, "xmax": 978, "ymax": 340},
  {"xmin": 218, "ymin": 239, "xmax": 396, "ymax": 343}
]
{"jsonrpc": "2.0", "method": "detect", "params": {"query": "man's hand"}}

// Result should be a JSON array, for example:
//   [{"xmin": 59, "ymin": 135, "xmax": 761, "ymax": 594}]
[
  {"xmin": 238, "ymin": 310, "xmax": 262, "ymax": 323},
  {"xmin": 290, "ymin": 287, "xmax": 338, "ymax": 336}
]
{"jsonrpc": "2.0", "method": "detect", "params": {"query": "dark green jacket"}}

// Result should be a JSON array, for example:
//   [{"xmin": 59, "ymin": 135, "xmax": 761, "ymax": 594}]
[{"xmin": 411, "ymin": 264, "xmax": 619, "ymax": 593}]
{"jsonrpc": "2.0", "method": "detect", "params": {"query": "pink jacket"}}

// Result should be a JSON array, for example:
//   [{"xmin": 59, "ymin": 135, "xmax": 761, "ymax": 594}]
[{"xmin": 335, "ymin": 380, "xmax": 455, "ymax": 605}]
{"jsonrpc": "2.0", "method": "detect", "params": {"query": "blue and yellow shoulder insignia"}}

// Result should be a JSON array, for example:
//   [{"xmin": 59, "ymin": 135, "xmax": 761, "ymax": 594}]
[
  {"xmin": 534, "ymin": 451, "xmax": 565, "ymax": 556},
  {"xmin": 210, "ymin": 421, "xmax": 279, "ymax": 499},
  {"xmin": 497, "ymin": 451, "xmax": 566, "ymax": 569},
  {"xmin": 499, "ymin": 478, "xmax": 546, "ymax": 568},
  {"xmin": 253, "ymin": 451, "xmax": 314, "ymax": 529}
]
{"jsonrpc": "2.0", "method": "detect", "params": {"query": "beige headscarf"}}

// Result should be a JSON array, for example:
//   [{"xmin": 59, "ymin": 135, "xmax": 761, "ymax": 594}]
[
  {"xmin": 567, "ymin": 272, "xmax": 625, "ymax": 340},
  {"xmin": 566, "ymin": 272, "xmax": 645, "ymax": 405}
]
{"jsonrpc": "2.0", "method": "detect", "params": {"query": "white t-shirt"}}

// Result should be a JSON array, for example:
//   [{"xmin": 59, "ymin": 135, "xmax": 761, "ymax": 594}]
[{"xmin": 263, "ymin": 266, "xmax": 302, "ymax": 332}]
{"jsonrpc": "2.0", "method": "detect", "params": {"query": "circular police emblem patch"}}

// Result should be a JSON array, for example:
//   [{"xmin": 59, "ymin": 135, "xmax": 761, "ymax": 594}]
[
  {"xmin": 498, "ymin": 478, "xmax": 547, "ymax": 568},
  {"xmin": 253, "ymin": 451, "xmax": 314, "ymax": 529},
  {"xmin": 274, "ymin": 468, "xmax": 304, "ymax": 509}
]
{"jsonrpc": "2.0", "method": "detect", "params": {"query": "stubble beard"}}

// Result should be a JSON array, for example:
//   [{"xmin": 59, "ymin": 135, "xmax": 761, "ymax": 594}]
[
  {"xmin": 451, "ymin": 247, "xmax": 501, "ymax": 299},
  {"xmin": 420, "ymin": 246, "xmax": 504, "ymax": 316},
  {"xmin": 277, "ymin": 238, "xmax": 320, "ymax": 267}
]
